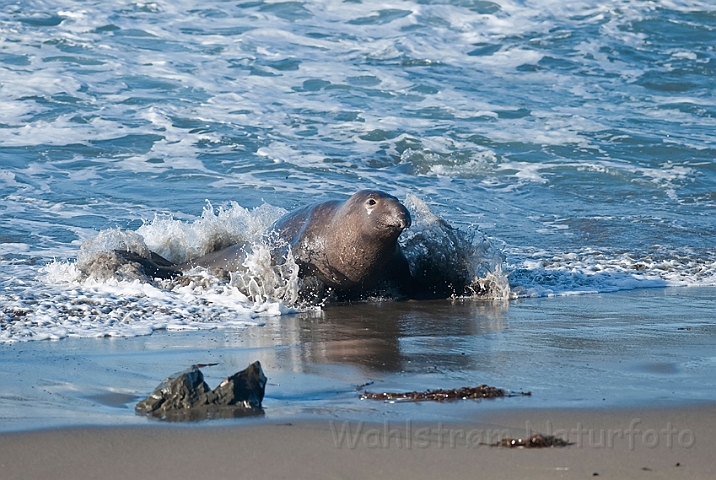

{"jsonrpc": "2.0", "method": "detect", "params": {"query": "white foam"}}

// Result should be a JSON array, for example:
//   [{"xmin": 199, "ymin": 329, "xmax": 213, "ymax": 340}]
[
  {"xmin": 0, "ymin": 243, "xmax": 29, "ymax": 255},
  {"xmin": 0, "ymin": 259, "xmax": 270, "ymax": 344},
  {"xmin": 507, "ymin": 247, "xmax": 716, "ymax": 298}
]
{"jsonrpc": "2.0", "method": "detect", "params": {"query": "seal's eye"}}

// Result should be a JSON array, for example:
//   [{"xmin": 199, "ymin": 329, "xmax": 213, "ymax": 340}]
[{"xmin": 367, "ymin": 198, "xmax": 377, "ymax": 206}]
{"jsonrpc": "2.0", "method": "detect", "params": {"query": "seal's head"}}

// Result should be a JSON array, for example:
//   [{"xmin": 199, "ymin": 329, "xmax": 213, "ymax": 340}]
[
  {"xmin": 342, "ymin": 190, "xmax": 411, "ymax": 238},
  {"xmin": 321, "ymin": 190, "xmax": 411, "ymax": 289},
  {"xmin": 269, "ymin": 190, "xmax": 410, "ymax": 254}
]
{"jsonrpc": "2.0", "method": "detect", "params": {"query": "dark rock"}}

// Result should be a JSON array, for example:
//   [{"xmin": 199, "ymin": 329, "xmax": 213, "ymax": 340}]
[
  {"xmin": 204, "ymin": 361, "xmax": 266, "ymax": 408},
  {"xmin": 136, "ymin": 361, "xmax": 267, "ymax": 419},
  {"xmin": 135, "ymin": 365, "xmax": 212, "ymax": 414}
]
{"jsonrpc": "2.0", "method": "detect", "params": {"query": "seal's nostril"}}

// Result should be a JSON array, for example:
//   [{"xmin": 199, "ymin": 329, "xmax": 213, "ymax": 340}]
[{"xmin": 400, "ymin": 209, "xmax": 412, "ymax": 229}]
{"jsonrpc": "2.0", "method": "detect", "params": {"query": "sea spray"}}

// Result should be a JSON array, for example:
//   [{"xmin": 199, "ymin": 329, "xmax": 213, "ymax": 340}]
[
  {"xmin": 229, "ymin": 243, "xmax": 301, "ymax": 307},
  {"xmin": 401, "ymin": 195, "xmax": 509, "ymax": 300},
  {"xmin": 137, "ymin": 201, "xmax": 287, "ymax": 264}
]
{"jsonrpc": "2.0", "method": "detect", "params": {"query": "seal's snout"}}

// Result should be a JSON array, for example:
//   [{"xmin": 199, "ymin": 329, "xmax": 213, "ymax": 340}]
[
  {"xmin": 385, "ymin": 199, "xmax": 411, "ymax": 231},
  {"xmin": 396, "ymin": 205, "xmax": 411, "ymax": 230}
]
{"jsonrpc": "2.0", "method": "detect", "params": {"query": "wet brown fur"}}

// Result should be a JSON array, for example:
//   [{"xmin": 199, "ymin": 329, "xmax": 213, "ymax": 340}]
[{"xmin": 271, "ymin": 190, "xmax": 411, "ymax": 293}]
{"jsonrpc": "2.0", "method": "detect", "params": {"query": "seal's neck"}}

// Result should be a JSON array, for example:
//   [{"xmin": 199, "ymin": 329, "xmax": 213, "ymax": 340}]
[{"xmin": 325, "ymin": 226, "xmax": 399, "ymax": 288}]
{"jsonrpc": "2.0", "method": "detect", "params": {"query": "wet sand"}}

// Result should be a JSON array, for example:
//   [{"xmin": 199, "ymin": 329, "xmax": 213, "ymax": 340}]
[{"xmin": 1, "ymin": 287, "xmax": 716, "ymax": 477}]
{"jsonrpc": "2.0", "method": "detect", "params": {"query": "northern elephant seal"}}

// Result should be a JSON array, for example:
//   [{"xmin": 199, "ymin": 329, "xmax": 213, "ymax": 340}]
[{"xmin": 118, "ymin": 190, "xmax": 413, "ymax": 296}]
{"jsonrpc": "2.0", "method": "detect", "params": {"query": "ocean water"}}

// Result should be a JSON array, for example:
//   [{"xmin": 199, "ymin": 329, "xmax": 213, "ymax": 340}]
[{"xmin": 2, "ymin": 0, "xmax": 716, "ymax": 343}]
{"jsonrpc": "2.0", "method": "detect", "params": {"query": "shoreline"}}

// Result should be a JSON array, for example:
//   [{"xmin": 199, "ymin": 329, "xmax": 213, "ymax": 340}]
[
  {"xmin": 1, "ymin": 404, "xmax": 714, "ymax": 479},
  {"xmin": 2, "ymin": 287, "xmax": 716, "ymax": 434}
]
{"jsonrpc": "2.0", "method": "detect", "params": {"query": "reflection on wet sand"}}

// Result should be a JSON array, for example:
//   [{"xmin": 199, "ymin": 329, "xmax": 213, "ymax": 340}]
[{"xmin": 295, "ymin": 300, "xmax": 509, "ymax": 373}]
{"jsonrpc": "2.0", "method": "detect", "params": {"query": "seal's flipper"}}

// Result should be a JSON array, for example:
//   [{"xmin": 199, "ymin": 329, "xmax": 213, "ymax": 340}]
[
  {"xmin": 150, "ymin": 251, "xmax": 176, "ymax": 267},
  {"xmin": 114, "ymin": 250, "xmax": 182, "ymax": 279}
]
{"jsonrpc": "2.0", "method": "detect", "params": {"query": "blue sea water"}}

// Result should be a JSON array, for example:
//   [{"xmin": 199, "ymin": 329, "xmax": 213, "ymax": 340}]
[{"xmin": 1, "ymin": 0, "xmax": 716, "ymax": 342}]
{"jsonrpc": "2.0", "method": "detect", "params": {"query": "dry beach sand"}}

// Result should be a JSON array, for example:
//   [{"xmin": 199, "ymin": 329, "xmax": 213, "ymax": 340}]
[{"xmin": 1, "ymin": 406, "xmax": 715, "ymax": 480}]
